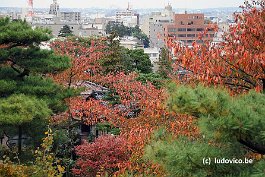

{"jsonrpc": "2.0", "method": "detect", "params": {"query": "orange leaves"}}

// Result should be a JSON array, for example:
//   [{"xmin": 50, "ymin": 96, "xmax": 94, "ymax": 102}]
[
  {"xmin": 50, "ymin": 37, "xmax": 201, "ymax": 175},
  {"xmin": 69, "ymin": 96, "xmax": 124, "ymax": 126},
  {"xmin": 50, "ymin": 38, "xmax": 109, "ymax": 87},
  {"xmin": 169, "ymin": 5, "xmax": 265, "ymax": 93}
]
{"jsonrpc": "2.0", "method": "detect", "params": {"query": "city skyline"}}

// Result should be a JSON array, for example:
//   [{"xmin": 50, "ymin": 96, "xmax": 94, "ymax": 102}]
[{"xmin": 1, "ymin": 0, "xmax": 245, "ymax": 9}]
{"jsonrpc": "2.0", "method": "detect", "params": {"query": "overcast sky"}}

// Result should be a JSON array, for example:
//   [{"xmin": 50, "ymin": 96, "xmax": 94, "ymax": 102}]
[{"xmin": 0, "ymin": 0, "xmax": 245, "ymax": 9}]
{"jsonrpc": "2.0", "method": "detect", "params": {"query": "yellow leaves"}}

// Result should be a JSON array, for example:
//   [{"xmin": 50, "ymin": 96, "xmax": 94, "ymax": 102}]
[{"xmin": 57, "ymin": 165, "xmax": 65, "ymax": 173}]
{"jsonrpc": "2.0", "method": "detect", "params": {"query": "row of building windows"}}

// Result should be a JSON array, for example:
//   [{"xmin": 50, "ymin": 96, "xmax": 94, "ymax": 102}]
[
  {"xmin": 180, "ymin": 21, "xmax": 194, "ymax": 25},
  {"xmin": 169, "ymin": 34, "xmax": 215, "ymax": 38},
  {"xmin": 187, "ymin": 15, "xmax": 203, "ymax": 19},
  {"xmin": 168, "ymin": 28, "xmax": 214, "ymax": 32},
  {"xmin": 180, "ymin": 40, "xmax": 204, "ymax": 43}
]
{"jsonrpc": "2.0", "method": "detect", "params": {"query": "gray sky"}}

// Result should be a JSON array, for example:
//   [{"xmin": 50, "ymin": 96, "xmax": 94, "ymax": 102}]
[{"xmin": 0, "ymin": 0, "xmax": 245, "ymax": 9}]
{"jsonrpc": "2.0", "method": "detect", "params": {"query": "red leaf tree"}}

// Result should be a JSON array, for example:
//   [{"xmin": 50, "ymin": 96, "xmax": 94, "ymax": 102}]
[
  {"xmin": 72, "ymin": 135, "xmax": 131, "ymax": 177},
  {"xmin": 169, "ymin": 2, "xmax": 265, "ymax": 93},
  {"xmin": 50, "ymin": 38, "xmax": 109, "ymax": 87},
  {"xmin": 50, "ymin": 37, "xmax": 199, "ymax": 175}
]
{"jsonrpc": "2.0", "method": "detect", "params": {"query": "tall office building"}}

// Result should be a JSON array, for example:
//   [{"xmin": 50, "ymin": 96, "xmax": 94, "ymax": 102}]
[{"xmin": 164, "ymin": 12, "xmax": 215, "ymax": 46}]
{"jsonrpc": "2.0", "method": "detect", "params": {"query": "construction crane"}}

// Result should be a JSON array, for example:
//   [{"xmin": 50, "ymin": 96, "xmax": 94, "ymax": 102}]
[{"xmin": 27, "ymin": 0, "xmax": 34, "ymax": 17}]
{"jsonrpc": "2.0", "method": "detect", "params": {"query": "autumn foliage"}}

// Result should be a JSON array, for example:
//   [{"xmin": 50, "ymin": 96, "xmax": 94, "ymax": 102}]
[
  {"xmin": 72, "ymin": 135, "xmax": 131, "ymax": 176},
  {"xmin": 169, "ymin": 3, "xmax": 265, "ymax": 93},
  {"xmin": 49, "ymin": 36, "xmax": 199, "ymax": 175},
  {"xmin": 50, "ymin": 38, "xmax": 109, "ymax": 87}
]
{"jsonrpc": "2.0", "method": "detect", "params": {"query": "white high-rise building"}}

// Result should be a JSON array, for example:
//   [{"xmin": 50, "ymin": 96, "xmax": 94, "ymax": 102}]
[
  {"xmin": 141, "ymin": 3, "xmax": 175, "ymax": 48},
  {"xmin": 115, "ymin": 4, "xmax": 139, "ymax": 27},
  {"xmin": 49, "ymin": 0, "xmax": 60, "ymax": 16}
]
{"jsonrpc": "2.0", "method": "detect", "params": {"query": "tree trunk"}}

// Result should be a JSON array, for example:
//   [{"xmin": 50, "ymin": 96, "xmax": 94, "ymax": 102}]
[
  {"xmin": 18, "ymin": 125, "xmax": 22, "ymax": 155},
  {"xmin": 262, "ymin": 78, "xmax": 265, "ymax": 93},
  {"xmin": 238, "ymin": 138, "xmax": 265, "ymax": 155}
]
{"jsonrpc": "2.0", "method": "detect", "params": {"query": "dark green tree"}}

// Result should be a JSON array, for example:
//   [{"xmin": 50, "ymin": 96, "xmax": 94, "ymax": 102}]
[
  {"xmin": 58, "ymin": 25, "xmax": 73, "ymax": 37},
  {"xmin": 136, "ymin": 73, "xmax": 164, "ymax": 89},
  {"xmin": 100, "ymin": 34, "xmax": 152, "ymax": 74},
  {"xmin": 99, "ymin": 32, "xmax": 126, "ymax": 74},
  {"xmin": 125, "ymin": 49, "xmax": 152, "ymax": 74},
  {"xmin": 157, "ymin": 47, "xmax": 172, "ymax": 79},
  {"xmin": 0, "ymin": 18, "xmax": 71, "ymax": 156},
  {"xmin": 144, "ymin": 84, "xmax": 265, "ymax": 176},
  {"xmin": 105, "ymin": 22, "xmax": 150, "ymax": 47}
]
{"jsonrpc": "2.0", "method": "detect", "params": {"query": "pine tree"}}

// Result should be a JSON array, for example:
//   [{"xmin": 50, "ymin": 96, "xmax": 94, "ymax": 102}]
[
  {"xmin": 58, "ymin": 25, "xmax": 73, "ymax": 37},
  {"xmin": 144, "ymin": 84, "xmax": 265, "ymax": 176},
  {"xmin": 0, "ymin": 18, "xmax": 71, "ymax": 155}
]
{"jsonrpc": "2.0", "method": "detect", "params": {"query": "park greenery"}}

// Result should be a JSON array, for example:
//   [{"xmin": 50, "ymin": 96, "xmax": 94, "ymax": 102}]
[
  {"xmin": 0, "ymin": 1, "xmax": 264, "ymax": 176},
  {"xmin": 58, "ymin": 25, "xmax": 74, "ymax": 37},
  {"xmin": 105, "ymin": 22, "xmax": 150, "ymax": 48}
]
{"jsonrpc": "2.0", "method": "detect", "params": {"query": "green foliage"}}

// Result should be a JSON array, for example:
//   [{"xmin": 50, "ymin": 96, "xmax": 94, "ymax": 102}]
[
  {"xmin": 0, "ymin": 129, "xmax": 65, "ymax": 177},
  {"xmin": 0, "ymin": 79, "xmax": 16, "ymax": 95},
  {"xmin": 100, "ymin": 44, "xmax": 153, "ymax": 74},
  {"xmin": 0, "ymin": 17, "xmax": 72, "ymax": 163},
  {"xmin": 103, "ymin": 90, "xmax": 121, "ymax": 105},
  {"xmin": 0, "ymin": 68, "xmax": 74, "ymax": 113},
  {"xmin": 251, "ymin": 159, "xmax": 265, "ymax": 177},
  {"xmin": 167, "ymin": 84, "xmax": 265, "ymax": 146},
  {"xmin": 125, "ymin": 49, "xmax": 152, "ymax": 74},
  {"xmin": 33, "ymin": 128, "xmax": 65, "ymax": 177},
  {"xmin": 144, "ymin": 130, "xmax": 250, "ymax": 177},
  {"xmin": 157, "ymin": 48, "xmax": 173, "ymax": 78},
  {"xmin": 0, "ymin": 94, "xmax": 51, "ymax": 125},
  {"xmin": 167, "ymin": 84, "xmax": 230, "ymax": 118},
  {"xmin": 96, "ymin": 122, "xmax": 120, "ymax": 135},
  {"xmin": 105, "ymin": 23, "xmax": 150, "ymax": 47},
  {"xmin": 58, "ymin": 25, "xmax": 73, "ymax": 37},
  {"xmin": 0, "ymin": 18, "xmax": 50, "ymax": 46},
  {"xmin": 136, "ymin": 72, "xmax": 165, "ymax": 89},
  {"xmin": 153, "ymin": 84, "xmax": 265, "ymax": 176},
  {"xmin": 100, "ymin": 45, "xmax": 127, "ymax": 74},
  {"xmin": 0, "ymin": 47, "xmax": 70, "ymax": 73},
  {"xmin": 228, "ymin": 91, "xmax": 265, "ymax": 145}
]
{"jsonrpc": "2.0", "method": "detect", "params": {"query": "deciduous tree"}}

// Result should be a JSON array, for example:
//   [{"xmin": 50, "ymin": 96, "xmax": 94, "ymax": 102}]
[{"xmin": 169, "ymin": 2, "xmax": 265, "ymax": 93}]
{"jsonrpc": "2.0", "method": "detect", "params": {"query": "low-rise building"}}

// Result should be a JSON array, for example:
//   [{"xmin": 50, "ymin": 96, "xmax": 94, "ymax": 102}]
[
  {"xmin": 144, "ymin": 47, "xmax": 160, "ymax": 72},
  {"xmin": 119, "ymin": 36, "xmax": 144, "ymax": 50},
  {"xmin": 33, "ymin": 23, "xmax": 105, "ymax": 37},
  {"xmin": 60, "ymin": 12, "xmax": 81, "ymax": 22}
]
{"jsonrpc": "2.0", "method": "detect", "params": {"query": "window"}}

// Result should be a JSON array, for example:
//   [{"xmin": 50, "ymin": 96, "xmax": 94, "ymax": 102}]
[
  {"xmin": 178, "ymin": 28, "xmax": 186, "ymax": 31},
  {"xmin": 168, "ymin": 28, "xmax": 176, "ymax": 32},
  {"xmin": 187, "ymin": 40, "xmax": 194, "ymax": 43},
  {"xmin": 187, "ymin": 34, "xmax": 195, "ymax": 37},
  {"xmin": 178, "ymin": 34, "xmax": 186, "ymax": 37},
  {"xmin": 197, "ymin": 28, "xmax": 204, "ymax": 31},
  {"xmin": 187, "ymin": 28, "xmax": 195, "ymax": 31}
]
